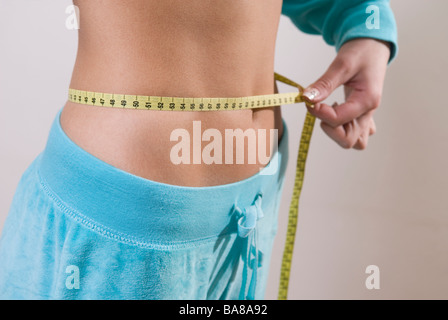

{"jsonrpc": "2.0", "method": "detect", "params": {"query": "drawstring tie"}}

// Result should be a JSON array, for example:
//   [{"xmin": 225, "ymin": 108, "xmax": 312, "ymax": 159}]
[{"xmin": 235, "ymin": 193, "xmax": 264, "ymax": 300}]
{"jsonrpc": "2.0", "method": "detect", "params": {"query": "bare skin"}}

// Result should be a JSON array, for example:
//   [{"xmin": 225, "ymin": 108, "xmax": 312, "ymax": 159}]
[
  {"xmin": 61, "ymin": 0, "xmax": 284, "ymax": 187},
  {"xmin": 61, "ymin": 0, "xmax": 391, "ymax": 187}
]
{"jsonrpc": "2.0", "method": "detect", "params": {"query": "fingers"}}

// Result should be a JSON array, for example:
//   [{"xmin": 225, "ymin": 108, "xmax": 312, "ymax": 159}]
[
  {"xmin": 352, "ymin": 118, "xmax": 375, "ymax": 150},
  {"xmin": 302, "ymin": 57, "xmax": 354, "ymax": 103},
  {"xmin": 305, "ymin": 83, "xmax": 381, "ymax": 150},
  {"xmin": 306, "ymin": 88, "xmax": 381, "ymax": 128},
  {"xmin": 320, "ymin": 106, "xmax": 376, "ymax": 150},
  {"xmin": 352, "ymin": 117, "xmax": 376, "ymax": 150},
  {"xmin": 369, "ymin": 117, "xmax": 376, "ymax": 135}
]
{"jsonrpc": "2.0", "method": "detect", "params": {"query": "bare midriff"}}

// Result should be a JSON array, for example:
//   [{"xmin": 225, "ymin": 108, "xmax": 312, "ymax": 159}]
[{"xmin": 61, "ymin": 0, "xmax": 284, "ymax": 187}]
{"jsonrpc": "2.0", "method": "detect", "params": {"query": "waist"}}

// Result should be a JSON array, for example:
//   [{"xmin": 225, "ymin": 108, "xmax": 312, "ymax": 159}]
[
  {"xmin": 65, "ymin": 26, "xmax": 284, "ymax": 187},
  {"xmin": 60, "ymin": 99, "xmax": 284, "ymax": 187}
]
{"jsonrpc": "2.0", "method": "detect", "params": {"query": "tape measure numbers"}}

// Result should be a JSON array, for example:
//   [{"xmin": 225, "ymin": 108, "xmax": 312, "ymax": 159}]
[
  {"xmin": 278, "ymin": 110, "xmax": 315, "ymax": 300},
  {"xmin": 68, "ymin": 72, "xmax": 316, "ymax": 300},
  {"xmin": 70, "ymin": 89, "xmax": 299, "ymax": 112}
]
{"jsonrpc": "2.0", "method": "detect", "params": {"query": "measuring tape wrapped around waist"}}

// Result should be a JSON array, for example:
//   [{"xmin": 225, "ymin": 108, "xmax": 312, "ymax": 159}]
[{"xmin": 68, "ymin": 72, "xmax": 315, "ymax": 300}]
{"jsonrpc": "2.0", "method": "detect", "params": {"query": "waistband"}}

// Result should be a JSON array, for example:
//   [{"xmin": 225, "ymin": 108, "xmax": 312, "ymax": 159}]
[{"xmin": 36, "ymin": 107, "xmax": 289, "ymax": 248}]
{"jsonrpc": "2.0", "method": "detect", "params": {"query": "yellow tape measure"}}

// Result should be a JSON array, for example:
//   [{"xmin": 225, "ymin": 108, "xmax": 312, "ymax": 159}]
[
  {"xmin": 68, "ymin": 72, "xmax": 315, "ymax": 300},
  {"xmin": 278, "ymin": 110, "xmax": 315, "ymax": 300},
  {"xmin": 69, "ymin": 86, "xmax": 300, "ymax": 111}
]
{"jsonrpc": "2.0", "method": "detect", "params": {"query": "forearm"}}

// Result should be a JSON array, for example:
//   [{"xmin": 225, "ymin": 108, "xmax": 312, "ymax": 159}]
[{"xmin": 281, "ymin": 0, "xmax": 398, "ymax": 63}]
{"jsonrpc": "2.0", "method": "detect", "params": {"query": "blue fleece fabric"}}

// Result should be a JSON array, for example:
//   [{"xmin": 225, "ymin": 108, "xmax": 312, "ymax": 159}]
[
  {"xmin": 0, "ymin": 107, "xmax": 289, "ymax": 299},
  {"xmin": 281, "ymin": 0, "xmax": 398, "ymax": 62}
]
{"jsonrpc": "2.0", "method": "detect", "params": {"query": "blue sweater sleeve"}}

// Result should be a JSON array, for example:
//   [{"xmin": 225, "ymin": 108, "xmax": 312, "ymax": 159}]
[{"xmin": 281, "ymin": 0, "xmax": 398, "ymax": 62}]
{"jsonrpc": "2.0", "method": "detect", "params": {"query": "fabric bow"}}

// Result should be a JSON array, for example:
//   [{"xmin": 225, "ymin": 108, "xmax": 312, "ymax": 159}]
[{"xmin": 235, "ymin": 193, "xmax": 264, "ymax": 300}]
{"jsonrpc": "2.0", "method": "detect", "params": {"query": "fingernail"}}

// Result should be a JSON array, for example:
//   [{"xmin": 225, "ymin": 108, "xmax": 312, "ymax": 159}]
[{"xmin": 303, "ymin": 88, "xmax": 319, "ymax": 101}]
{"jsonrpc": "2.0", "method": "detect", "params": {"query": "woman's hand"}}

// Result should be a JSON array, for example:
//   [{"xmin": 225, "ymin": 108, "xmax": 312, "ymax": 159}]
[{"xmin": 302, "ymin": 38, "xmax": 391, "ymax": 150}]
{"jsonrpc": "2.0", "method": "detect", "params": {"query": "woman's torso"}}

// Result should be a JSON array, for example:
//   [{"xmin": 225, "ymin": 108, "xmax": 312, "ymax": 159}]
[{"xmin": 61, "ymin": 0, "xmax": 284, "ymax": 187}]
